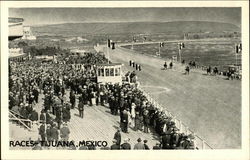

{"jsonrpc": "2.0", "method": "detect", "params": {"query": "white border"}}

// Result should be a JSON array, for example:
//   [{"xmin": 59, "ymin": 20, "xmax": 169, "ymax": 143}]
[{"xmin": 1, "ymin": 1, "xmax": 249, "ymax": 160}]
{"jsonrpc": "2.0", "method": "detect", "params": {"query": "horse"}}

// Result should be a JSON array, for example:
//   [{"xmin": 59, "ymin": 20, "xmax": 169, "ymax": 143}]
[
  {"xmin": 207, "ymin": 66, "xmax": 212, "ymax": 75},
  {"xmin": 213, "ymin": 67, "xmax": 219, "ymax": 75}
]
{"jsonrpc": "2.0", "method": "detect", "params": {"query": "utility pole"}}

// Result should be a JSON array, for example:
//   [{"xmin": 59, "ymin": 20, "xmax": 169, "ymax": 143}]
[
  {"xmin": 235, "ymin": 44, "xmax": 237, "ymax": 66},
  {"xmin": 235, "ymin": 43, "xmax": 242, "ymax": 66},
  {"xmin": 178, "ymin": 42, "xmax": 185, "ymax": 63},
  {"xmin": 107, "ymin": 36, "xmax": 110, "ymax": 64},
  {"xmin": 179, "ymin": 47, "xmax": 181, "ymax": 63},
  {"xmin": 158, "ymin": 44, "xmax": 161, "ymax": 57}
]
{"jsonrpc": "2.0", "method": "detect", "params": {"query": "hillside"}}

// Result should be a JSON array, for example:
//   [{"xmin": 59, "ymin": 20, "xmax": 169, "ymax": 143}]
[{"xmin": 32, "ymin": 21, "xmax": 240, "ymax": 36}]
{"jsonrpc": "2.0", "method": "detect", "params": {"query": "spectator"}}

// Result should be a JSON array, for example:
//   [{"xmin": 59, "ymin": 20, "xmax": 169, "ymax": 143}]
[
  {"xmin": 60, "ymin": 123, "xmax": 70, "ymax": 141},
  {"xmin": 144, "ymin": 140, "xmax": 150, "ymax": 150},
  {"xmin": 113, "ymin": 128, "xmax": 121, "ymax": 146},
  {"xmin": 153, "ymin": 142, "xmax": 161, "ymax": 150},
  {"xmin": 121, "ymin": 138, "xmax": 131, "ymax": 150},
  {"xmin": 134, "ymin": 138, "xmax": 145, "ymax": 150},
  {"xmin": 110, "ymin": 139, "xmax": 120, "ymax": 150}
]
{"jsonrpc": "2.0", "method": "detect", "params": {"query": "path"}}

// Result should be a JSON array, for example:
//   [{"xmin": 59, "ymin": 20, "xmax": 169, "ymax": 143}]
[{"xmin": 99, "ymin": 43, "xmax": 241, "ymax": 149}]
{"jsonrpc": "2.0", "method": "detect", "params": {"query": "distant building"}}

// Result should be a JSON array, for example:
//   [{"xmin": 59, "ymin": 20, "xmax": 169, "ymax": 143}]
[
  {"xmin": 70, "ymin": 48, "xmax": 86, "ymax": 56},
  {"xmin": 65, "ymin": 37, "xmax": 88, "ymax": 43},
  {"xmin": 9, "ymin": 48, "xmax": 24, "ymax": 57},
  {"xmin": 22, "ymin": 26, "xmax": 36, "ymax": 40},
  {"xmin": 65, "ymin": 37, "xmax": 75, "ymax": 42},
  {"xmin": 9, "ymin": 48, "xmax": 27, "ymax": 61},
  {"xmin": 9, "ymin": 17, "xmax": 26, "ymax": 61},
  {"xmin": 8, "ymin": 17, "xmax": 24, "ymax": 40},
  {"xmin": 76, "ymin": 37, "xmax": 88, "ymax": 42}
]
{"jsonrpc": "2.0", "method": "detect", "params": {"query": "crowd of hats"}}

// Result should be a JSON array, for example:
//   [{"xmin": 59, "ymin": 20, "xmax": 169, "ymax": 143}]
[
  {"xmin": 9, "ymin": 51, "xmax": 196, "ymax": 150},
  {"xmin": 65, "ymin": 52, "xmax": 109, "ymax": 65},
  {"xmin": 104, "ymin": 83, "xmax": 196, "ymax": 149}
]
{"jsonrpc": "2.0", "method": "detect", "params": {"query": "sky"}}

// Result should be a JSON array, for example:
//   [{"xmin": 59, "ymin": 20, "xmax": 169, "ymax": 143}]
[{"xmin": 9, "ymin": 8, "xmax": 241, "ymax": 26}]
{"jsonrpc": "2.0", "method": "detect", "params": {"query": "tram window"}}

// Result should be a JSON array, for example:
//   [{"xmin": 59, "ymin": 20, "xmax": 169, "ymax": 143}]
[
  {"xmin": 98, "ymin": 68, "xmax": 101, "ymax": 76},
  {"xmin": 115, "ymin": 68, "xmax": 119, "ymax": 76},
  {"xmin": 101, "ymin": 68, "xmax": 104, "ymax": 76},
  {"xmin": 105, "ymin": 68, "xmax": 110, "ymax": 76},
  {"xmin": 110, "ymin": 68, "xmax": 114, "ymax": 76},
  {"xmin": 115, "ymin": 68, "xmax": 120, "ymax": 76}
]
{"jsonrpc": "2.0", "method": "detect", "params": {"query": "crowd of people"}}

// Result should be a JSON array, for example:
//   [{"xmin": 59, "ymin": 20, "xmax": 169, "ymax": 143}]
[{"xmin": 9, "ymin": 51, "xmax": 197, "ymax": 150}]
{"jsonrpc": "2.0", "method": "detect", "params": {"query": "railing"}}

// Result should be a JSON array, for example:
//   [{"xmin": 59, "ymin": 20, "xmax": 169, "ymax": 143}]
[
  {"xmin": 9, "ymin": 110, "xmax": 33, "ymax": 131},
  {"xmin": 137, "ymin": 85, "xmax": 213, "ymax": 149}
]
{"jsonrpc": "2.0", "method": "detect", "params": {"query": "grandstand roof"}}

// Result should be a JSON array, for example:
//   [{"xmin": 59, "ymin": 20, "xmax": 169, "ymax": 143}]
[{"xmin": 9, "ymin": 17, "xmax": 24, "ymax": 23}]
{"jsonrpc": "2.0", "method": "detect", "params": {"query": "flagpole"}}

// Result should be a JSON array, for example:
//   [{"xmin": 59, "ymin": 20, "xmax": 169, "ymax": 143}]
[
  {"xmin": 235, "ymin": 44, "xmax": 237, "ymax": 66},
  {"xmin": 107, "ymin": 36, "xmax": 110, "ymax": 64},
  {"xmin": 132, "ymin": 35, "xmax": 134, "ymax": 50},
  {"xmin": 179, "ymin": 48, "xmax": 181, "ymax": 63},
  {"xmin": 159, "ymin": 43, "xmax": 161, "ymax": 56},
  {"xmin": 178, "ymin": 43, "xmax": 181, "ymax": 63}
]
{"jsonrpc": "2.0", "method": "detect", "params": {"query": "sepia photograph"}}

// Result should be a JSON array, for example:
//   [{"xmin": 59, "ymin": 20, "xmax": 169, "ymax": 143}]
[{"xmin": 1, "ymin": 1, "xmax": 249, "ymax": 160}]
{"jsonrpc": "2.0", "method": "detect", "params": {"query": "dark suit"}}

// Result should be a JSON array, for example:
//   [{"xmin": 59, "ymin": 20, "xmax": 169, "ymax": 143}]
[
  {"xmin": 78, "ymin": 101, "xmax": 84, "ymax": 118},
  {"xmin": 50, "ymin": 127, "xmax": 59, "ymax": 141},
  {"xmin": 121, "ymin": 143, "xmax": 131, "ymax": 150},
  {"xmin": 29, "ymin": 110, "xmax": 38, "ymax": 121},
  {"xmin": 153, "ymin": 146, "xmax": 161, "ymax": 150},
  {"xmin": 110, "ymin": 144, "xmax": 120, "ymax": 150},
  {"xmin": 46, "ymin": 127, "xmax": 52, "ymax": 141},
  {"xmin": 39, "ymin": 124, "xmax": 46, "ymax": 141},
  {"xmin": 114, "ymin": 131, "xmax": 121, "ymax": 146},
  {"xmin": 121, "ymin": 112, "xmax": 128, "ymax": 132},
  {"xmin": 161, "ymin": 134, "xmax": 171, "ymax": 149}
]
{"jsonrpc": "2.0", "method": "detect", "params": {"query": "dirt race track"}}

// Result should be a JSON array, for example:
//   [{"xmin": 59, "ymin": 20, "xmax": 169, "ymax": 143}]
[{"xmin": 100, "ymin": 43, "xmax": 241, "ymax": 149}]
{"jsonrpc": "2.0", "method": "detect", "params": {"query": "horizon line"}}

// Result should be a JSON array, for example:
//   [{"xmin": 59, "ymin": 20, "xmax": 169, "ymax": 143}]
[{"xmin": 26, "ymin": 20, "xmax": 239, "ymax": 27}]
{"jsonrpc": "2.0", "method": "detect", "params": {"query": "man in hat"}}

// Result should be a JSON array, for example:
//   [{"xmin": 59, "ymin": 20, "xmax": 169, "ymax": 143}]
[
  {"xmin": 33, "ymin": 86, "xmax": 39, "ymax": 103},
  {"xmin": 39, "ymin": 110, "xmax": 45, "ymax": 123},
  {"xmin": 69, "ymin": 90, "xmax": 76, "ymax": 109},
  {"xmin": 113, "ymin": 128, "xmax": 121, "ymax": 146},
  {"xmin": 11, "ymin": 103, "xmax": 21, "ymax": 115},
  {"xmin": 121, "ymin": 138, "xmax": 131, "ymax": 150},
  {"xmin": 143, "ymin": 109, "xmax": 150, "ymax": 133},
  {"xmin": 110, "ymin": 139, "xmax": 120, "ymax": 150},
  {"xmin": 109, "ymin": 96, "xmax": 115, "ymax": 115},
  {"xmin": 153, "ymin": 142, "xmax": 161, "ymax": 150},
  {"xmin": 134, "ymin": 111, "xmax": 140, "ymax": 131},
  {"xmin": 143, "ymin": 140, "xmax": 150, "ymax": 150},
  {"xmin": 121, "ymin": 109, "xmax": 129, "ymax": 133},
  {"xmin": 113, "ymin": 96, "xmax": 119, "ymax": 115},
  {"xmin": 170, "ymin": 127, "xmax": 180, "ymax": 148},
  {"xmin": 29, "ymin": 108, "xmax": 38, "ymax": 122},
  {"xmin": 60, "ymin": 123, "xmax": 70, "ymax": 141},
  {"xmin": 26, "ymin": 103, "xmax": 33, "ymax": 115},
  {"xmin": 186, "ymin": 134, "xmax": 196, "ymax": 149},
  {"xmin": 46, "ymin": 124, "xmax": 52, "ymax": 142},
  {"xmin": 50, "ymin": 123, "xmax": 59, "ymax": 141},
  {"xmin": 39, "ymin": 122, "xmax": 46, "ymax": 142},
  {"xmin": 20, "ymin": 104, "xmax": 28, "ymax": 119},
  {"xmin": 161, "ymin": 132, "xmax": 171, "ymax": 149},
  {"xmin": 78, "ymin": 98, "xmax": 84, "ymax": 118},
  {"xmin": 62, "ymin": 105, "xmax": 71, "ymax": 122},
  {"xmin": 134, "ymin": 138, "xmax": 145, "ymax": 150}
]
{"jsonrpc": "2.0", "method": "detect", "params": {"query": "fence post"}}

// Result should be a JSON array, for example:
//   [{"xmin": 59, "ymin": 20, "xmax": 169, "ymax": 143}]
[
  {"xmin": 173, "ymin": 116, "xmax": 176, "ymax": 124},
  {"xmin": 202, "ymin": 140, "xmax": 205, "ymax": 149},
  {"xmin": 186, "ymin": 126, "xmax": 189, "ymax": 135},
  {"xmin": 180, "ymin": 122, "xmax": 183, "ymax": 133}
]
